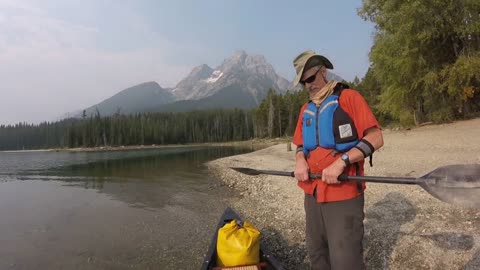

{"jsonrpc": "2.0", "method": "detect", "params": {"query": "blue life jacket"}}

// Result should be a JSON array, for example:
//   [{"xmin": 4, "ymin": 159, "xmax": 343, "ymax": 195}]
[{"xmin": 302, "ymin": 83, "xmax": 359, "ymax": 156}]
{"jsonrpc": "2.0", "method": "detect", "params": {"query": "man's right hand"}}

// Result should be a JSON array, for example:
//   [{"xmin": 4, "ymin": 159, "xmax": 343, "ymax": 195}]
[{"xmin": 294, "ymin": 152, "xmax": 310, "ymax": 181}]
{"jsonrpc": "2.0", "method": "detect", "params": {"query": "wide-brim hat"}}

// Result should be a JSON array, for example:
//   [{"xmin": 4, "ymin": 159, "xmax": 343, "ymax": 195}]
[{"xmin": 293, "ymin": 50, "xmax": 333, "ymax": 86}]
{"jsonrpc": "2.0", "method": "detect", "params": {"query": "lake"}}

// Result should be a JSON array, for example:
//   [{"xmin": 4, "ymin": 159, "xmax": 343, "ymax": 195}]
[{"xmin": 0, "ymin": 146, "xmax": 254, "ymax": 270}]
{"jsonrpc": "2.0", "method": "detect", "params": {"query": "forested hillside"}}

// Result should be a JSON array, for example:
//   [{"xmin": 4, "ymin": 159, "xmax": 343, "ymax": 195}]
[{"xmin": 357, "ymin": 0, "xmax": 480, "ymax": 125}]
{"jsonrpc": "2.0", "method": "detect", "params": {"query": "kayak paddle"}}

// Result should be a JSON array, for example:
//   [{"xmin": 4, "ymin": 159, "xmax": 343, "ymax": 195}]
[{"xmin": 230, "ymin": 164, "xmax": 480, "ymax": 208}]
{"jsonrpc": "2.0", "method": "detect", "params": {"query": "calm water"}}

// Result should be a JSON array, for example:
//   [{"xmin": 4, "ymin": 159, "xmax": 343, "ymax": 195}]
[{"xmin": 0, "ymin": 146, "xmax": 253, "ymax": 270}]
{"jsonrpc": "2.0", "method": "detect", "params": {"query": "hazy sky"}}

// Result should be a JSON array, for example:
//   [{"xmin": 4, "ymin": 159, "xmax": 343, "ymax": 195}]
[{"xmin": 0, "ymin": 0, "xmax": 375, "ymax": 125}]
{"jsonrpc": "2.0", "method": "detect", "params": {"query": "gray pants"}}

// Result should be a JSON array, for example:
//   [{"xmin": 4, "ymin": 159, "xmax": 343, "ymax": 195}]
[{"xmin": 304, "ymin": 193, "xmax": 365, "ymax": 270}]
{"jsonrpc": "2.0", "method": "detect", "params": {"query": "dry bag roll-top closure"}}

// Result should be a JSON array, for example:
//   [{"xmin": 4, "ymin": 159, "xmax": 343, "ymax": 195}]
[{"xmin": 302, "ymin": 84, "xmax": 358, "ymax": 156}]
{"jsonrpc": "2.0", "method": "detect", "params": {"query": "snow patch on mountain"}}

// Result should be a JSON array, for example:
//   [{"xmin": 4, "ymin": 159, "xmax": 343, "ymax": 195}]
[{"xmin": 204, "ymin": 70, "xmax": 223, "ymax": 83}]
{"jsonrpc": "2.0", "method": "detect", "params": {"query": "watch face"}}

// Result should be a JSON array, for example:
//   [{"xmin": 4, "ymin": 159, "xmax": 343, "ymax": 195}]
[{"xmin": 341, "ymin": 153, "xmax": 350, "ymax": 166}]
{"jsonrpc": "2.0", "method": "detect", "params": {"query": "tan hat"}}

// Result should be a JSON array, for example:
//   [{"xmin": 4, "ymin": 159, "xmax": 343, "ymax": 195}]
[{"xmin": 293, "ymin": 50, "xmax": 334, "ymax": 86}]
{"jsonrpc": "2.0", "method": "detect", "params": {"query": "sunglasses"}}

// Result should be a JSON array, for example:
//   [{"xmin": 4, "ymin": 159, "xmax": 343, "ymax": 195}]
[{"xmin": 300, "ymin": 68, "xmax": 321, "ymax": 86}]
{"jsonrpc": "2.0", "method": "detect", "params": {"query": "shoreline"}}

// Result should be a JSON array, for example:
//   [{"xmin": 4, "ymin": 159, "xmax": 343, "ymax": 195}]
[
  {"xmin": 207, "ymin": 118, "xmax": 480, "ymax": 270},
  {"xmin": 0, "ymin": 138, "xmax": 290, "ymax": 153}
]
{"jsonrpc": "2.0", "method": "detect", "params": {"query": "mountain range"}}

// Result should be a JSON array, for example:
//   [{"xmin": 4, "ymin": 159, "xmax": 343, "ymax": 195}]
[{"xmin": 77, "ymin": 50, "xmax": 343, "ymax": 118}]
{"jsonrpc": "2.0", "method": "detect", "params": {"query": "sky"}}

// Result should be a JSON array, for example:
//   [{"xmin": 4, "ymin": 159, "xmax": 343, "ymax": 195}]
[{"xmin": 0, "ymin": 0, "xmax": 375, "ymax": 125}]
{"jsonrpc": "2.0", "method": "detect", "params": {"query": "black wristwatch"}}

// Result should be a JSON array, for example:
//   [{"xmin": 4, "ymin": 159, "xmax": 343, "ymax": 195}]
[{"xmin": 341, "ymin": 153, "xmax": 351, "ymax": 167}]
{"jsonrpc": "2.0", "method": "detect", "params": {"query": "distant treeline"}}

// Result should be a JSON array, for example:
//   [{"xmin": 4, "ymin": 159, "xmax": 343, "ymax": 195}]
[{"xmin": 0, "ymin": 89, "xmax": 309, "ymax": 150}]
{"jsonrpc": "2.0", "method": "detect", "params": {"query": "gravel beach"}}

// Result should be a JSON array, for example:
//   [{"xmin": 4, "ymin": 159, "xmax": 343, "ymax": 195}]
[{"xmin": 207, "ymin": 118, "xmax": 480, "ymax": 270}]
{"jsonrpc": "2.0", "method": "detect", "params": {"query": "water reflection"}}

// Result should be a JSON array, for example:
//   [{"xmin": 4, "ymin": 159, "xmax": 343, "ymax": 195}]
[
  {"xmin": 12, "ymin": 147, "xmax": 251, "ymax": 209},
  {"xmin": 0, "ymin": 146, "xmax": 254, "ymax": 269}
]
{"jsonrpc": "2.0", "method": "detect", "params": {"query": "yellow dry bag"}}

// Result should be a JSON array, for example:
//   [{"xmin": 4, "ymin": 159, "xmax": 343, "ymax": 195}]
[{"xmin": 216, "ymin": 219, "xmax": 260, "ymax": 267}]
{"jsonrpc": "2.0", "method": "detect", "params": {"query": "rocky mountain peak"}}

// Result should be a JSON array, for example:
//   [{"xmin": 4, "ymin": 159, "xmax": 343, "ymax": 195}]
[
  {"xmin": 219, "ymin": 50, "xmax": 246, "ymax": 70},
  {"xmin": 136, "ymin": 81, "xmax": 161, "ymax": 88},
  {"xmin": 188, "ymin": 64, "xmax": 214, "ymax": 78},
  {"xmin": 231, "ymin": 50, "xmax": 248, "ymax": 61},
  {"xmin": 170, "ymin": 51, "xmax": 292, "ymax": 101},
  {"xmin": 219, "ymin": 51, "xmax": 272, "ymax": 75},
  {"xmin": 173, "ymin": 64, "xmax": 214, "ymax": 92}
]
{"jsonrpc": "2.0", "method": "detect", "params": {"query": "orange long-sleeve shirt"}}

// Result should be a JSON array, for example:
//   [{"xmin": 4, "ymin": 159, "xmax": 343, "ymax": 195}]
[{"xmin": 293, "ymin": 89, "xmax": 380, "ymax": 202}]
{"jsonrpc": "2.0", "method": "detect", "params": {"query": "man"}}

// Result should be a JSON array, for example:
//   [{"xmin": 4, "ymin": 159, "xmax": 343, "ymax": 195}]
[{"xmin": 292, "ymin": 50, "xmax": 383, "ymax": 270}]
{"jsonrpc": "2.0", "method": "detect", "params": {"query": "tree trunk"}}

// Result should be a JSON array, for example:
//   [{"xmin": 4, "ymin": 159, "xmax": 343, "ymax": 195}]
[
  {"xmin": 278, "ymin": 107, "xmax": 282, "ymax": 137},
  {"xmin": 268, "ymin": 97, "xmax": 274, "ymax": 138}
]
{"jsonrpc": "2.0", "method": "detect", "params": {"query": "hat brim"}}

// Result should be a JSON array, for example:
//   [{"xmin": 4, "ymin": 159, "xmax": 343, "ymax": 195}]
[
  {"xmin": 293, "ymin": 55, "xmax": 334, "ymax": 86},
  {"xmin": 293, "ymin": 66, "xmax": 306, "ymax": 86}
]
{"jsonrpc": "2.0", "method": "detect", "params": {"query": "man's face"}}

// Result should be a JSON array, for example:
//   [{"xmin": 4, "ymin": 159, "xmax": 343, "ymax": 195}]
[{"xmin": 300, "ymin": 66, "xmax": 327, "ymax": 95}]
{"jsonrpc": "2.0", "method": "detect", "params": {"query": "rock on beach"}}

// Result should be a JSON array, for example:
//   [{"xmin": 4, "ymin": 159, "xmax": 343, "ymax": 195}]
[{"xmin": 207, "ymin": 118, "xmax": 480, "ymax": 270}]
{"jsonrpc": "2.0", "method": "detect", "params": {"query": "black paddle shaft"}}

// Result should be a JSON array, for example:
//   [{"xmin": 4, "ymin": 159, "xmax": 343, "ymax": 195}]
[
  {"xmin": 236, "ymin": 168, "xmax": 419, "ymax": 185},
  {"xmin": 316, "ymin": 173, "xmax": 418, "ymax": 184}
]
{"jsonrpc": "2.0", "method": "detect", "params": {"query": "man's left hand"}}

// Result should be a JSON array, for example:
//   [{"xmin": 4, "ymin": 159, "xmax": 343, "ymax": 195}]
[{"xmin": 321, "ymin": 159, "xmax": 346, "ymax": 184}]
